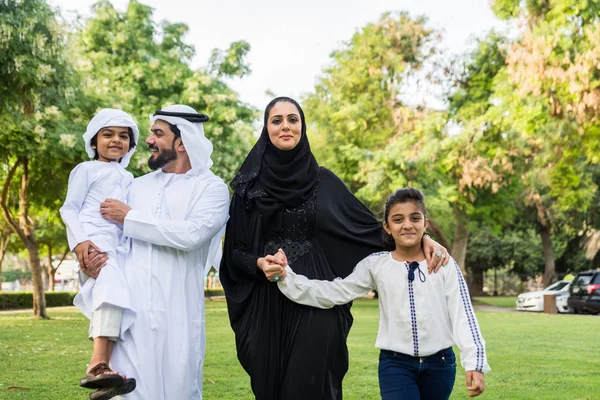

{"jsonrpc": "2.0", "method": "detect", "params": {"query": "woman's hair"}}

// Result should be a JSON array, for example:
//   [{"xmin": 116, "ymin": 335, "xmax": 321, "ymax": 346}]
[
  {"xmin": 90, "ymin": 127, "xmax": 135, "ymax": 160},
  {"xmin": 381, "ymin": 188, "xmax": 427, "ymax": 249}
]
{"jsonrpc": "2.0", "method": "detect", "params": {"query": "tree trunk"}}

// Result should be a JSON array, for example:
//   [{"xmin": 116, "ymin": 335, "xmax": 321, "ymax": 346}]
[
  {"xmin": 47, "ymin": 245, "xmax": 54, "ymax": 291},
  {"xmin": 26, "ymin": 242, "xmax": 47, "ymax": 317},
  {"xmin": 471, "ymin": 266, "xmax": 484, "ymax": 296},
  {"xmin": 427, "ymin": 218, "xmax": 451, "ymax": 253},
  {"xmin": 451, "ymin": 207, "xmax": 469, "ymax": 270},
  {"xmin": 0, "ymin": 159, "xmax": 47, "ymax": 318},
  {"xmin": 539, "ymin": 223, "xmax": 556, "ymax": 286},
  {"xmin": 0, "ymin": 234, "xmax": 9, "ymax": 292},
  {"xmin": 19, "ymin": 161, "xmax": 47, "ymax": 318}
]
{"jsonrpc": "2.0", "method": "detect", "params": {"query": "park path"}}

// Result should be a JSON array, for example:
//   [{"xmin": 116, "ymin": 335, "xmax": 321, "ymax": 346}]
[{"xmin": 473, "ymin": 305, "xmax": 516, "ymax": 312}]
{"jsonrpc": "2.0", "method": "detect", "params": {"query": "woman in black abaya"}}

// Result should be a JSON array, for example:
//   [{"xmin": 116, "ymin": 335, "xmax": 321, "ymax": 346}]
[{"xmin": 220, "ymin": 97, "xmax": 448, "ymax": 400}]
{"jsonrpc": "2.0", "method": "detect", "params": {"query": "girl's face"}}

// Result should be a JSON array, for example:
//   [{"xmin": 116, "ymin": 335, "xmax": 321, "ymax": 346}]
[
  {"xmin": 266, "ymin": 101, "xmax": 302, "ymax": 151},
  {"xmin": 384, "ymin": 201, "xmax": 428, "ymax": 249},
  {"xmin": 94, "ymin": 127, "xmax": 131, "ymax": 162}
]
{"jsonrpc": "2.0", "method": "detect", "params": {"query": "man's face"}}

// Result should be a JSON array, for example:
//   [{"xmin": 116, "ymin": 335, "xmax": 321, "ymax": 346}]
[{"xmin": 147, "ymin": 120, "xmax": 179, "ymax": 170}]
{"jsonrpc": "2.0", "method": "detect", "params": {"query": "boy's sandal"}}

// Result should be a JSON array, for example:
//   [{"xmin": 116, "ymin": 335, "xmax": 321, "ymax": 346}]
[
  {"xmin": 89, "ymin": 378, "xmax": 136, "ymax": 400},
  {"xmin": 80, "ymin": 362, "xmax": 124, "ymax": 389}
]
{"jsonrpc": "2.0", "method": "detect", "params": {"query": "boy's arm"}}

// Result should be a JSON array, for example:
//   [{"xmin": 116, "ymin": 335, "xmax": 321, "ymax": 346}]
[
  {"xmin": 123, "ymin": 180, "xmax": 230, "ymax": 252},
  {"xmin": 277, "ymin": 258, "xmax": 375, "ymax": 309},
  {"xmin": 444, "ymin": 258, "xmax": 491, "ymax": 383},
  {"xmin": 59, "ymin": 165, "xmax": 91, "ymax": 251}
]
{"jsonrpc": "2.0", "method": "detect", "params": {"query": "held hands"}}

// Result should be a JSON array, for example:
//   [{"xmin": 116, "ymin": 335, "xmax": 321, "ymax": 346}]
[
  {"xmin": 100, "ymin": 198, "xmax": 131, "ymax": 224},
  {"xmin": 466, "ymin": 371, "xmax": 485, "ymax": 397},
  {"xmin": 257, "ymin": 248, "xmax": 288, "ymax": 282},
  {"xmin": 422, "ymin": 235, "xmax": 450, "ymax": 273}
]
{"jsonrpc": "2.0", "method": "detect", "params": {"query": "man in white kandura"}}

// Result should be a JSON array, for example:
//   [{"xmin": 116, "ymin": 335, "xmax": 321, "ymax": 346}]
[{"xmin": 81, "ymin": 105, "xmax": 230, "ymax": 399}]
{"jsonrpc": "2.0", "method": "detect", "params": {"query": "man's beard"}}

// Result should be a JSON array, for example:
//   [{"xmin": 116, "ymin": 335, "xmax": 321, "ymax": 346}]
[{"xmin": 147, "ymin": 147, "xmax": 177, "ymax": 170}]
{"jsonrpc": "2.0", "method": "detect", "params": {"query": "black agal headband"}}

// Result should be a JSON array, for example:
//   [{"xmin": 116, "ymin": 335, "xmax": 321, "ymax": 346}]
[{"xmin": 153, "ymin": 110, "xmax": 209, "ymax": 123}]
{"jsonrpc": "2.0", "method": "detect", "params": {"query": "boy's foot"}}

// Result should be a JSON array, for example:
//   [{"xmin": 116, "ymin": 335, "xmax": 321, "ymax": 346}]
[
  {"xmin": 80, "ymin": 362, "xmax": 124, "ymax": 389},
  {"xmin": 89, "ymin": 378, "xmax": 136, "ymax": 400}
]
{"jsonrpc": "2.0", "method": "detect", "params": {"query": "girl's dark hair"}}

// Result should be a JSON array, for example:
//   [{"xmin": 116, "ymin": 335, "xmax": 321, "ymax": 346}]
[
  {"xmin": 381, "ymin": 188, "xmax": 427, "ymax": 249},
  {"xmin": 90, "ymin": 127, "xmax": 135, "ymax": 160}
]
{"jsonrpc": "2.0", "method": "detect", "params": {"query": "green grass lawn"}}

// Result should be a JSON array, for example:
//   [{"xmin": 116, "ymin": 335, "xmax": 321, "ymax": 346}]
[
  {"xmin": 472, "ymin": 296, "xmax": 518, "ymax": 308},
  {"xmin": 1, "ymin": 299, "xmax": 598, "ymax": 399}
]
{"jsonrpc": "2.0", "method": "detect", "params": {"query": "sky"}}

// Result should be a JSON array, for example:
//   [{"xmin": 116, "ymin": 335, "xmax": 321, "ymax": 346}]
[{"xmin": 49, "ymin": 0, "xmax": 507, "ymax": 110}]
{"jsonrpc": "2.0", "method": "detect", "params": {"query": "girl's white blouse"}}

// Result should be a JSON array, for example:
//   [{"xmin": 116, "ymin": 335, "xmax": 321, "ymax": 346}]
[{"xmin": 278, "ymin": 252, "xmax": 491, "ymax": 373}]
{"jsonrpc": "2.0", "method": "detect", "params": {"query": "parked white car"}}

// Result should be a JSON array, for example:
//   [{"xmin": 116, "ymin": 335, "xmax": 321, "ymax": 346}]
[{"xmin": 516, "ymin": 280, "xmax": 572, "ymax": 313}]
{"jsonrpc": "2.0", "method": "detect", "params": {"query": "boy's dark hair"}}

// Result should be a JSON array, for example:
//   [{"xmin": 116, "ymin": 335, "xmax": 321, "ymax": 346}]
[
  {"xmin": 90, "ymin": 127, "xmax": 136, "ymax": 160},
  {"xmin": 381, "ymin": 188, "xmax": 427, "ymax": 249}
]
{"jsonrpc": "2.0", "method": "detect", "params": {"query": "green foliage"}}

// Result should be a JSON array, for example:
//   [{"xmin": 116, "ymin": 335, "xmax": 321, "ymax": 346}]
[
  {"xmin": 304, "ymin": 12, "xmax": 438, "ymax": 188},
  {"xmin": 0, "ymin": 0, "xmax": 74, "ymax": 113},
  {"xmin": 1, "ymin": 269, "xmax": 32, "ymax": 283},
  {"xmin": 73, "ymin": 0, "xmax": 257, "ymax": 182},
  {"xmin": 0, "ymin": 291, "xmax": 76, "ymax": 310}
]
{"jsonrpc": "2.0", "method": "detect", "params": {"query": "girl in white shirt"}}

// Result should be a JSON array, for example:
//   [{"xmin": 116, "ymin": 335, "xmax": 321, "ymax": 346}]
[
  {"xmin": 277, "ymin": 188, "xmax": 489, "ymax": 399},
  {"xmin": 60, "ymin": 109, "xmax": 139, "ymax": 400}
]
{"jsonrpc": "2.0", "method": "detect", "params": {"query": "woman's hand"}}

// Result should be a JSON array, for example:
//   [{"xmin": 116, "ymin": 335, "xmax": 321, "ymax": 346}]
[
  {"xmin": 257, "ymin": 248, "xmax": 288, "ymax": 282},
  {"xmin": 466, "ymin": 371, "xmax": 485, "ymax": 397},
  {"xmin": 422, "ymin": 235, "xmax": 449, "ymax": 273}
]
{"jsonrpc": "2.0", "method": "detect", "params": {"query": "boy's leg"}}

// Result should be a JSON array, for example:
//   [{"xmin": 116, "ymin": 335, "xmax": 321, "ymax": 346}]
[
  {"xmin": 378, "ymin": 350, "xmax": 420, "ymax": 400},
  {"xmin": 88, "ymin": 303, "xmax": 123, "ymax": 373},
  {"xmin": 417, "ymin": 347, "xmax": 456, "ymax": 400}
]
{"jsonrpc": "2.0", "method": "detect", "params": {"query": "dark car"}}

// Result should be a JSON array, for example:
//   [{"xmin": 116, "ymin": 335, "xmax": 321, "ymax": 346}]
[{"xmin": 568, "ymin": 270, "xmax": 600, "ymax": 314}]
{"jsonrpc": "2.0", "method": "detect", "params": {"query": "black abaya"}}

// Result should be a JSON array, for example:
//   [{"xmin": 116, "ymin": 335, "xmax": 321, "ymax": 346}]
[{"xmin": 220, "ymin": 167, "xmax": 384, "ymax": 400}]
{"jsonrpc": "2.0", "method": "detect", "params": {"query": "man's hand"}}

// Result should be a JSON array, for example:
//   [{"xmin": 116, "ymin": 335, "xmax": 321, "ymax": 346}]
[
  {"xmin": 73, "ymin": 240, "xmax": 102, "ymax": 269},
  {"xmin": 100, "ymin": 198, "xmax": 131, "ymax": 224},
  {"xmin": 80, "ymin": 248, "xmax": 108, "ymax": 279},
  {"xmin": 257, "ymin": 249, "xmax": 288, "ymax": 282},
  {"xmin": 466, "ymin": 371, "xmax": 485, "ymax": 397},
  {"xmin": 422, "ymin": 235, "xmax": 450, "ymax": 273}
]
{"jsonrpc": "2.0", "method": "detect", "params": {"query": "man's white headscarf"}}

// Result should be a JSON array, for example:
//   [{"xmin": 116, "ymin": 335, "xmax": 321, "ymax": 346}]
[
  {"xmin": 149, "ymin": 104, "xmax": 214, "ymax": 177},
  {"xmin": 83, "ymin": 109, "xmax": 139, "ymax": 168},
  {"xmin": 151, "ymin": 105, "xmax": 224, "ymax": 273}
]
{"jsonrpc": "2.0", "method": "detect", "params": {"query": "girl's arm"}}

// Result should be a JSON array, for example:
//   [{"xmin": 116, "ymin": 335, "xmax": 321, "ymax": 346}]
[
  {"xmin": 277, "ymin": 258, "xmax": 375, "ymax": 309},
  {"xmin": 444, "ymin": 258, "xmax": 490, "ymax": 395}
]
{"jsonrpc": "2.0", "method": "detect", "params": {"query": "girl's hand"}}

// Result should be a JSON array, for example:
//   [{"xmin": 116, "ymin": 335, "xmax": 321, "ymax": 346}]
[
  {"xmin": 466, "ymin": 371, "xmax": 485, "ymax": 397},
  {"xmin": 422, "ymin": 235, "xmax": 449, "ymax": 273},
  {"xmin": 257, "ymin": 248, "xmax": 288, "ymax": 282}
]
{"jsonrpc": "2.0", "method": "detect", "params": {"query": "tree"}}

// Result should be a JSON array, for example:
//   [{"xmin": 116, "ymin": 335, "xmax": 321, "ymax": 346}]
[
  {"xmin": 303, "ymin": 12, "xmax": 439, "ymax": 190},
  {"xmin": 489, "ymin": 0, "xmax": 600, "ymax": 285},
  {"xmin": 0, "ymin": 219, "xmax": 11, "ymax": 291},
  {"xmin": 0, "ymin": 0, "xmax": 83, "ymax": 318},
  {"xmin": 73, "ymin": 0, "xmax": 257, "ymax": 183},
  {"xmin": 36, "ymin": 207, "xmax": 70, "ymax": 291}
]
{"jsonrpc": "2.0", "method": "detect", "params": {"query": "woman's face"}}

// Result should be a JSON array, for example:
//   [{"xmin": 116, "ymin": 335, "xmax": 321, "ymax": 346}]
[{"xmin": 266, "ymin": 101, "xmax": 302, "ymax": 151}]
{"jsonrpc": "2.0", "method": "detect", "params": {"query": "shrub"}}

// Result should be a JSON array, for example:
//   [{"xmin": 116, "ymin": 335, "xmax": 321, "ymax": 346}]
[{"xmin": 0, "ymin": 292, "xmax": 77, "ymax": 311}]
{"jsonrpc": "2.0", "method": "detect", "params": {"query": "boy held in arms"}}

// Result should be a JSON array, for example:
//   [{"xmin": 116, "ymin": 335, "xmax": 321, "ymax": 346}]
[{"xmin": 60, "ymin": 109, "xmax": 139, "ymax": 400}]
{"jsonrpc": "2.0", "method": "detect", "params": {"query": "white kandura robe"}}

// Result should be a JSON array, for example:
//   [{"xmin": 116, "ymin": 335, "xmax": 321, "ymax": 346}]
[
  {"xmin": 110, "ymin": 169, "xmax": 230, "ymax": 400},
  {"xmin": 59, "ymin": 161, "xmax": 135, "ymax": 336}
]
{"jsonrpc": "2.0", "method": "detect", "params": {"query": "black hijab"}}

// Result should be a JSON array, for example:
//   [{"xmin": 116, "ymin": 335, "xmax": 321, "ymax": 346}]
[{"xmin": 231, "ymin": 97, "xmax": 320, "ymax": 229}]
